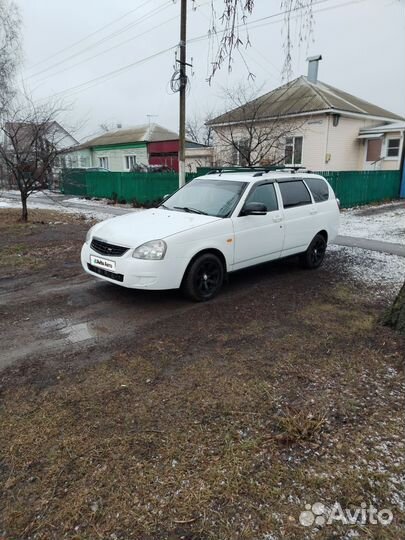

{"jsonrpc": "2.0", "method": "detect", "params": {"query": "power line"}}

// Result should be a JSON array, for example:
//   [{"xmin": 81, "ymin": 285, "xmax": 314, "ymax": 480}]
[
  {"xmin": 27, "ymin": 1, "xmax": 173, "ymax": 80},
  {"xmin": 39, "ymin": 0, "xmax": 370, "ymax": 103},
  {"xmin": 25, "ymin": 0, "xmax": 153, "ymax": 71},
  {"xmin": 32, "ymin": 13, "xmax": 180, "ymax": 87},
  {"xmin": 40, "ymin": 45, "xmax": 177, "ymax": 102}
]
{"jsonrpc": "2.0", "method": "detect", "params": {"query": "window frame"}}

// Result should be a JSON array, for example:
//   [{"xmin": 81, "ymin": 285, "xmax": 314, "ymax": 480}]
[
  {"xmin": 303, "ymin": 177, "xmax": 330, "ymax": 203},
  {"xmin": 240, "ymin": 181, "xmax": 279, "ymax": 216},
  {"xmin": 284, "ymin": 136, "xmax": 303, "ymax": 166},
  {"xmin": 98, "ymin": 156, "xmax": 109, "ymax": 169},
  {"xmin": 365, "ymin": 138, "xmax": 382, "ymax": 163},
  {"xmin": 124, "ymin": 154, "xmax": 137, "ymax": 170},
  {"xmin": 277, "ymin": 178, "xmax": 313, "ymax": 209},
  {"xmin": 385, "ymin": 137, "xmax": 401, "ymax": 160}
]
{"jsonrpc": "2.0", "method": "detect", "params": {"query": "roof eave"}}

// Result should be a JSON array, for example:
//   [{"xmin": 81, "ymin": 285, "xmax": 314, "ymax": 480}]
[{"xmin": 208, "ymin": 108, "xmax": 404, "ymax": 128}]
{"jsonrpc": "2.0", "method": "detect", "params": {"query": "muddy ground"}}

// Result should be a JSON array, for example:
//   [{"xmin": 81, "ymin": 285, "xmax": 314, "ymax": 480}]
[{"xmin": 0, "ymin": 209, "xmax": 404, "ymax": 540}]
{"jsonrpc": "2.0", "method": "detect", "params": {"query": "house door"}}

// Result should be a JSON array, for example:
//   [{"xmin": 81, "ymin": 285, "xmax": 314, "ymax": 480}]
[{"xmin": 364, "ymin": 138, "xmax": 382, "ymax": 170}]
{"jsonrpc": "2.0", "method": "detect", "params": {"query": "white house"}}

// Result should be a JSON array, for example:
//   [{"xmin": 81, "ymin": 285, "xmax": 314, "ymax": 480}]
[{"xmin": 207, "ymin": 56, "xmax": 404, "ymax": 171}]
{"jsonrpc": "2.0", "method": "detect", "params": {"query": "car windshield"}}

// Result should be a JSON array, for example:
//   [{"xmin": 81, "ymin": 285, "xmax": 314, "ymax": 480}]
[{"xmin": 161, "ymin": 178, "xmax": 247, "ymax": 218}]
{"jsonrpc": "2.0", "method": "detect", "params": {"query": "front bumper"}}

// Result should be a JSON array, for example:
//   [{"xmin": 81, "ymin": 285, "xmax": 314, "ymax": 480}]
[{"xmin": 81, "ymin": 242, "xmax": 185, "ymax": 290}]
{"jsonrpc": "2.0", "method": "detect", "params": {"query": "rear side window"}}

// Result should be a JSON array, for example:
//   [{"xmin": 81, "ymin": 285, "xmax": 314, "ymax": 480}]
[
  {"xmin": 305, "ymin": 177, "xmax": 329, "ymax": 202},
  {"xmin": 245, "ymin": 183, "xmax": 278, "ymax": 212},
  {"xmin": 278, "ymin": 180, "xmax": 312, "ymax": 209}
]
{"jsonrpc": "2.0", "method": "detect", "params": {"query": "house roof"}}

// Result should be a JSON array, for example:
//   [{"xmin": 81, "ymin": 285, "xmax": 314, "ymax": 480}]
[
  {"xmin": 4, "ymin": 121, "xmax": 79, "ymax": 149},
  {"xmin": 207, "ymin": 76, "xmax": 404, "ymax": 126},
  {"xmin": 359, "ymin": 121, "xmax": 405, "ymax": 135},
  {"xmin": 80, "ymin": 123, "xmax": 179, "ymax": 148}
]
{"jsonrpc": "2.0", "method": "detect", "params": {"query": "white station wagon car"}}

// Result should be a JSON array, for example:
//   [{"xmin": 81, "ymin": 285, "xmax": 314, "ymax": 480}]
[{"xmin": 81, "ymin": 171, "xmax": 339, "ymax": 301}]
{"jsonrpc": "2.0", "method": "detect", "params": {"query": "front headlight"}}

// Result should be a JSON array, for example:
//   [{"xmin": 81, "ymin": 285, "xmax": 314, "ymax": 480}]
[
  {"xmin": 132, "ymin": 240, "xmax": 167, "ymax": 260},
  {"xmin": 85, "ymin": 226, "xmax": 95, "ymax": 244}
]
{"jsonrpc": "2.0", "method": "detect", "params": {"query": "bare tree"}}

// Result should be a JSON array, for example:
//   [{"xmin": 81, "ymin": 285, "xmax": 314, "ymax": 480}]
[
  {"xmin": 0, "ymin": 98, "xmax": 72, "ymax": 221},
  {"xmin": 0, "ymin": 0, "xmax": 20, "ymax": 116},
  {"xmin": 208, "ymin": 83, "xmax": 306, "ymax": 167},
  {"xmin": 186, "ymin": 112, "xmax": 214, "ymax": 147}
]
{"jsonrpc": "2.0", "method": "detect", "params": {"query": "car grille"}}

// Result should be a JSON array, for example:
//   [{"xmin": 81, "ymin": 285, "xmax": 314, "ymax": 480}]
[
  {"xmin": 90, "ymin": 237, "xmax": 129, "ymax": 257},
  {"xmin": 88, "ymin": 263, "xmax": 124, "ymax": 282}
]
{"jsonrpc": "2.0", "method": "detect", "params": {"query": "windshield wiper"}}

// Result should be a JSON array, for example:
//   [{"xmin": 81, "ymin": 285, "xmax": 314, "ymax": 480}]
[{"xmin": 173, "ymin": 206, "xmax": 208, "ymax": 215}]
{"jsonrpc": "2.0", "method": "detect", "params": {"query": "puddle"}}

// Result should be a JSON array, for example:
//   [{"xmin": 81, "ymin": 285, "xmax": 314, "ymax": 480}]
[
  {"xmin": 60, "ymin": 322, "xmax": 98, "ymax": 343},
  {"xmin": 40, "ymin": 318, "xmax": 100, "ymax": 343},
  {"xmin": 41, "ymin": 318, "xmax": 67, "ymax": 331}
]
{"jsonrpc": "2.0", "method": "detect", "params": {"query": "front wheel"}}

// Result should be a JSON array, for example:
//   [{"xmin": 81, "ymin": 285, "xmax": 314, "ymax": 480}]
[
  {"xmin": 300, "ymin": 234, "xmax": 327, "ymax": 269},
  {"xmin": 182, "ymin": 253, "xmax": 224, "ymax": 302}
]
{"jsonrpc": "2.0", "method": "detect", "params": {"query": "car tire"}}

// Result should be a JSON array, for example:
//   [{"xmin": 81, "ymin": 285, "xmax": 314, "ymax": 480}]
[
  {"xmin": 300, "ymin": 233, "xmax": 327, "ymax": 269},
  {"xmin": 182, "ymin": 253, "xmax": 224, "ymax": 302}
]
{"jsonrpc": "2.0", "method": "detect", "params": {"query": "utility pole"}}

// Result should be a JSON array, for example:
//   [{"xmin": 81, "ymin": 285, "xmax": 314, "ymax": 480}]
[{"xmin": 178, "ymin": 0, "xmax": 187, "ymax": 187}]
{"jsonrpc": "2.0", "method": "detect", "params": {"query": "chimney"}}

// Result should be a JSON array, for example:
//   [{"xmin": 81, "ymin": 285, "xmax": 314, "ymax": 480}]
[{"xmin": 307, "ymin": 54, "xmax": 322, "ymax": 84}]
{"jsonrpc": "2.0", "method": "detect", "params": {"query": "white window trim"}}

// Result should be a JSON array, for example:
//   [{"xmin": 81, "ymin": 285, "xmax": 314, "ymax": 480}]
[
  {"xmin": 124, "ymin": 154, "xmax": 137, "ymax": 170},
  {"xmin": 284, "ymin": 136, "xmax": 303, "ymax": 166},
  {"xmin": 384, "ymin": 136, "xmax": 401, "ymax": 161},
  {"xmin": 98, "ymin": 156, "xmax": 109, "ymax": 169}
]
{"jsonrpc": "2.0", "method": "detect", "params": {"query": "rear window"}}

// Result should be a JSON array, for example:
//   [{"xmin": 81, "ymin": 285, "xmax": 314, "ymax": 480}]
[
  {"xmin": 278, "ymin": 180, "xmax": 312, "ymax": 209},
  {"xmin": 305, "ymin": 177, "xmax": 329, "ymax": 202}
]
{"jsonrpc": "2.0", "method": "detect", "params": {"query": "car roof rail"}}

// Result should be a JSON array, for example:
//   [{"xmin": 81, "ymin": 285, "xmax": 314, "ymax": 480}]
[
  {"xmin": 274, "ymin": 166, "xmax": 308, "ymax": 173},
  {"xmin": 204, "ymin": 166, "xmax": 289, "ymax": 176}
]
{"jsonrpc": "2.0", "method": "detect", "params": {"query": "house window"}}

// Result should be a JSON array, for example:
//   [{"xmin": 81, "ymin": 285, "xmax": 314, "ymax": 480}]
[
  {"xmin": 98, "ymin": 156, "xmax": 109, "ymax": 169},
  {"xmin": 284, "ymin": 136, "xmax": 303, "ymax": 166},
  {"xmin": 386, "ymin": 138, "xmax": 400, "ymax": 158},
  {"xmin": 231, "ymin": 145, "xmax": 238, "ymax": 166},
  {"xmin": 79, "ymin": 156, "xmax": 89, "ymax": 168},
  {"xmin": 238, "ymin": 139, "xmax": 249, "ymax": 166},
  {"xmin": 125, "ymin": 155, "xmax": 137, "ymax": 170},
  {"xmin": 366, "ymin": 139, "xmax": 382, "ymax": 162}
]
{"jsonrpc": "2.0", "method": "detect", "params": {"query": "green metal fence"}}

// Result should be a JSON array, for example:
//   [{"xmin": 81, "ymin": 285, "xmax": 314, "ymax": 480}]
[
  {"xmin": 318, "ymin": 170, "xmax": 401, "ymax": 208},
  {"xmin": 61, "ymin": 170, "xmax": 198, "ymax": 204},
  {"xmin": 61, "ymin": 168, "xmax": 401, "ymax": 209}
]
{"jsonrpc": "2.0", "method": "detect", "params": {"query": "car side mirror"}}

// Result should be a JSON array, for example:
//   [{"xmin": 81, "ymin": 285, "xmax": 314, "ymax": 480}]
[{"xmin": 241, "ymin": 202, "xmax": 267, "ymax": 216}]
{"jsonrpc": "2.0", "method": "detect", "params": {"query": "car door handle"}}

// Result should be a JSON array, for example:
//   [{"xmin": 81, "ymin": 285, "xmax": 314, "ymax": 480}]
[
  {"xmin": 309, "ymin": 208, "xmax": 318, "ymax": 215},
  {"xmin": 272, "ymin": 215, "xmax": 283, "ymax": 223}
]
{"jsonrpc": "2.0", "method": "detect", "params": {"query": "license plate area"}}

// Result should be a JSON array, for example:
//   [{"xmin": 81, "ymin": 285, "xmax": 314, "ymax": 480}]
[{"xmin": 90, "ymin": 255, "xmax": 116, "ymax": 271}]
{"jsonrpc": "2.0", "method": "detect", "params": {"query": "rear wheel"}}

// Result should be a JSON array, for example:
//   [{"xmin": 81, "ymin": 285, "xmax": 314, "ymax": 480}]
[
  {"xmin": 300, "ymin": 234, "xmax": 327, "ymax": 269},
  {"xmin": 182, "ymin": 253, "xmax": 224, "ymax": 302}
]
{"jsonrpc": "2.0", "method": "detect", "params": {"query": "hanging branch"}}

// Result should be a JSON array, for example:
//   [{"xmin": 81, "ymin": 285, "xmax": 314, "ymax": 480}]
[
  {"xmin": 280, "ymin": 0, "xmax": 314, "ymax": 80},
  {"xmin": 207, "ymin": 0, "xmax": 314, "ymax": 83},
  {"xmin": 207, "ymin": 0, "xmax": 254, "ymax": 84}
]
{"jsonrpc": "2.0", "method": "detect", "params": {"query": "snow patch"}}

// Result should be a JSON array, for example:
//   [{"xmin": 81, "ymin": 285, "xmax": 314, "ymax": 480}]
[
  {"xmin": 328, "ymin": 244, "xmax": 405, "ymax": 296},
  {"xmin": 339, "ymin": 203, "xmax": 405, "ymax": 245},
  {"xmin": 0, "ymin": 196, "xmax": 113, "ymax": 221}
]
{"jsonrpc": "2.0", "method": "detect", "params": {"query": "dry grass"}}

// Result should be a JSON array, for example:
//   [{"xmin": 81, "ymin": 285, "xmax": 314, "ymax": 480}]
[
  {"xmin": 0, "ymin": 208, "xmax": 89, "ymax": 276},
  {"xmin": 275, "ymin": 407, "xmax": 327, "ymax": 444},
  {"xmin": 0, "ymin": 208, "xmax": 89, "ymax": 229},
  {"xmin": 0, "ymin": 280, "xmax": 404, "ymax": 539}
]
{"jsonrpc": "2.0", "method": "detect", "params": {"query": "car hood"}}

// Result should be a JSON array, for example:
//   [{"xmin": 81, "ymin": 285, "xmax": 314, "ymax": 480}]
[{"xmin": 91, "ymin": 208, "xmax": 221, "ymax": 247}]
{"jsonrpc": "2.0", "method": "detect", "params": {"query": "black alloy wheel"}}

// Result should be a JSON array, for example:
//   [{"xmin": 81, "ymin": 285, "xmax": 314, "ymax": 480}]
[{"xmin": 182, "ymin": 253, "xmax": 224, "ymax": 301}]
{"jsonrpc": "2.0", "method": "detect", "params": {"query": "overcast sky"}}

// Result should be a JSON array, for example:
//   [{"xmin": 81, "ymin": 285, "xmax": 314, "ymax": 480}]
[{"xmin": 15, "ymin": 0, "xmax": 405, "ymax": 141}]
